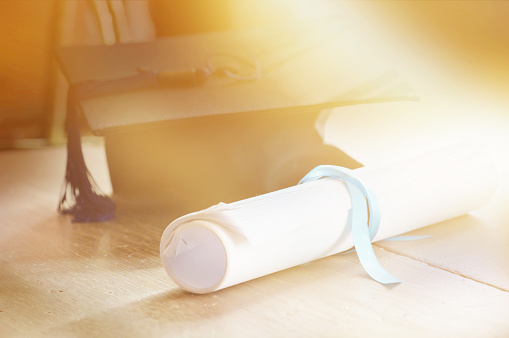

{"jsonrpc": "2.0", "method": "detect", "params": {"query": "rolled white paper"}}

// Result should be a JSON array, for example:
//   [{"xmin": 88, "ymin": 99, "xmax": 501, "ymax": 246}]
[{"xmin": 160, "ymin": 144, "xmax": 497, "ymax": 293}]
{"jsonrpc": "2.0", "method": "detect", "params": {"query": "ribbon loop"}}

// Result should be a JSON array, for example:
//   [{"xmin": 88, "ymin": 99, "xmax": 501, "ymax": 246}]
[{"xmin": 299, "ymin": 165, "xmax": 401, "ymax": 284}]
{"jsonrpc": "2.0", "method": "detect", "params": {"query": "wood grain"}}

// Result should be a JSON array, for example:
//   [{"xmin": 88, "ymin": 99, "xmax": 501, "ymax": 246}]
[
  {"xmin": 1, "ymin": 143, "xmax": 508, "ymax": 337},
  {"xmin": 375, "ymin": 214, "xmax": 509, "ymax": 292}
]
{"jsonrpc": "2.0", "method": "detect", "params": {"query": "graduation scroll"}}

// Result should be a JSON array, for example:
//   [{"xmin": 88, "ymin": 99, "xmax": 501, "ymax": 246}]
[{"xmin": 160, "ymin": 144, "xmax": 497, "ymax": 293}]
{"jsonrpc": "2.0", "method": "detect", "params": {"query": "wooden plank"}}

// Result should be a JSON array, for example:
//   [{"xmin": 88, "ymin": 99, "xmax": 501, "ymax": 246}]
[
  {"xmin": 375, "ymin": 174, "xmax": 509, "ymax": 292},
  {"xmin": 1, "ymin": 145, "xmax": 508, "ymax": 337}
]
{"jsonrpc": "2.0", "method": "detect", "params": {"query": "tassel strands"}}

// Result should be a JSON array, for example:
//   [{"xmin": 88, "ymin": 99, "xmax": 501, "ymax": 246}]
[
  {"xmin": 58, "ymin": 85, "xmax": 116, "ymax": 222},
  {"xmin": 58, "ymin": 71, "xmax": 159, "ymax": 222}
]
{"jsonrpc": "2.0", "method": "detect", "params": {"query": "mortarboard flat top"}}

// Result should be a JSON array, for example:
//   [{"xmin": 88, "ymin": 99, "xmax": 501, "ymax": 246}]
[{"xmin": 56, "ymin": 15, "xmax": 418, "ymax": 136}]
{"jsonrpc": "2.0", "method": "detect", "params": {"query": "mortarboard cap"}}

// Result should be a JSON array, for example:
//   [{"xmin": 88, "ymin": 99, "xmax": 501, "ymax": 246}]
[{"xmin": 56, "ymin": 15, "xmax": 418, "ymax": 222}]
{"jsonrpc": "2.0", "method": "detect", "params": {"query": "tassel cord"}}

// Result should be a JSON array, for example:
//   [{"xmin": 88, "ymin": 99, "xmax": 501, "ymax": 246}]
[{"xmin": 58, "ymin": 72, "xmax": 159, "ymax": 222}]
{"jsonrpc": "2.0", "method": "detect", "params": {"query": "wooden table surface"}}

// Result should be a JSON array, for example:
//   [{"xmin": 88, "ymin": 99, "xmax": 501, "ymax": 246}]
[
  {"xmin": 2, "ymin": 2, "xmax": 508, "ymax": 336},
  {"xmin": 0, "ymin": 141, "xmax": 508, "ymax": 337}
]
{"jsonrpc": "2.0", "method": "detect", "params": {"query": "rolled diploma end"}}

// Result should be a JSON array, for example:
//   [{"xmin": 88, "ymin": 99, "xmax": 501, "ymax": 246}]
[
  {"xmin": 161, "ymin": 144, "xmax": 497, "ymax": 293},
  {"xmin": 161, "ymin": 180, "xmax": 352, "ymax": 294},
  {"xmin": 162, "ymin": 221, "xmax": 229, "ymax": 294}
]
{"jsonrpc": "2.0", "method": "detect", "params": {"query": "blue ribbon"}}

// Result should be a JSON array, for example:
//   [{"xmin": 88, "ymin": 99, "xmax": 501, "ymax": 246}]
[{"xmin": 299, "ymin": 165, "xmax": 402, "ymax": 285}]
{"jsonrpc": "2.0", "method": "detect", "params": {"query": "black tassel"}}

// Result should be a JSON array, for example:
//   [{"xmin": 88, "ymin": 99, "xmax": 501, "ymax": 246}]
[
  {"xmin": 58, "ymin": 85, "xmax": 116, "ymax": 222},
  {"xmin": 57, "ymin": 70, "xmax": 209, "ymax": 222}
]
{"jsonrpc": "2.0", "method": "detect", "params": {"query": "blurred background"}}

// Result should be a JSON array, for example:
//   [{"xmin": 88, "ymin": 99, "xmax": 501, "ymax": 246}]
[{"xmin": 0, "ymin": 0, "xmax": 508, "ymax": 148}]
